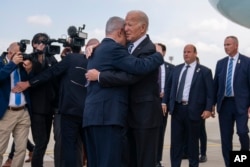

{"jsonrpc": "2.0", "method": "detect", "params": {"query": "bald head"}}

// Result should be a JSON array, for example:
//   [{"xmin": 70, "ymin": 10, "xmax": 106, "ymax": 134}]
[
  {"xmin": 86, "ymin": 38, "xmax": 100, "ymax": 47},
  {"xmin": 7, "ymin": 42, "xmax": 20, "ymax": 59}
]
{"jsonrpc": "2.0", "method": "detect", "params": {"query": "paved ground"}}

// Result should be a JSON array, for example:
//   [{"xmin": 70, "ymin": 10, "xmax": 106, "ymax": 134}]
[{"xmin": 2, "ymin": 116, "xmax": 248, "ymax": 167}]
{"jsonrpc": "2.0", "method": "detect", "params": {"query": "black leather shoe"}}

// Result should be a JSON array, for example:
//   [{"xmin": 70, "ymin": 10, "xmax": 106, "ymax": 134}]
[{"xmin": 199, "ymin": 155, "xmax": 207, "ymax": 163}]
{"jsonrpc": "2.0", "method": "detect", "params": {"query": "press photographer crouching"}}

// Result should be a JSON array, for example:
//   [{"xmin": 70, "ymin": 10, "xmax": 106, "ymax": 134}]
[
  {"xmin": 26, "ymin": 33, "xmax": 59, "ymax": 167},
  {"xmin": 0, "ymin": 42, "xmax": 31, "ymax": 167}
]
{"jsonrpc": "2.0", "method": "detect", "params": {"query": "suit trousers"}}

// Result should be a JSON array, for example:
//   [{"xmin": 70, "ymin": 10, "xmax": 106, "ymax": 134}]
[
  {"xmin": 53, "ymin": 113, "xmax": 62, "ymax": 167},
  {"xmin": 128, "ymin": 126, "xmax": 160, "ymax": 167},
  {"xmin": 218, "ymin": 97, "xmax": 250, "ymax": 167},
  {"xmin": 157, "ymin": 113, "xmax": 168, "ymax": 163},
  {"xmin": 199, "ymin": 119, "xmax": 207, "ymax": 156},
  {"xmin": 84, "ymin": 125, "xmax": 125, "ymax": 167},
  {"xmin": 31, "ymin": 113, "xmax": 53, "ymax": 167},
  {"xmin": 170, "ymin": 103, "xmax": 200, "ymax": 167},
  {"xmin": 61, "ymin": 114, "xmax": 84, "ymax": 167},
  {"xmin": 0, "ymin": 108, "xmax": 30, "ymax": 167}
]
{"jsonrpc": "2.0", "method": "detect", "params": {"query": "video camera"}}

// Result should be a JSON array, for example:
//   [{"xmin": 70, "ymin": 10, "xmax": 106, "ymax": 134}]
[{"xmin": 66, "ymin": 24, "xmax": 88, "ymax": 47}]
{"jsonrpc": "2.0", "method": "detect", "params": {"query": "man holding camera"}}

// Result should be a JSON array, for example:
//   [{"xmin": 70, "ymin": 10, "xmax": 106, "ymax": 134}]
[{"xmin": 0, "ymin": 42, "xmax": 32, "ymax": 167}]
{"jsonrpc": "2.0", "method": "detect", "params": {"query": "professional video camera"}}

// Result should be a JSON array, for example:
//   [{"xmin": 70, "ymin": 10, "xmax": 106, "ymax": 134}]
[{"xmin": 66, "ymin": 24, "xmax": 88, "ymax": 47}]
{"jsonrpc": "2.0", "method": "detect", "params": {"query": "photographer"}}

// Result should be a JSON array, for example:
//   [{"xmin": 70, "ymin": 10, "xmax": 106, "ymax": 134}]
[
  {"xmin": 27, "ymin": 33, "xmax": 59, "ymax": 167},
  {"xmin": 13, "ymin": 34, "xmax": 97, "ymax": 167},
  {"xmin": 0, "ymin": 42, "xmax": 31, "ymax": 167}
]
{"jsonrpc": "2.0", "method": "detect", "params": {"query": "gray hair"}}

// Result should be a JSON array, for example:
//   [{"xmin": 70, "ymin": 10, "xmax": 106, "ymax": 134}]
[
  {"xmin": 105, "ymin": 16, "xmax": 125, "ymax": 35},
  {"xmin": 127, "ymin": 10, "xmax": 149, "ymax": 31}
]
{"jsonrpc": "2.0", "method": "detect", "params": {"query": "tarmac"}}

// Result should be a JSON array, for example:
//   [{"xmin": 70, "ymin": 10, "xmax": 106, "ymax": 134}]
[{"xmin": 2, "ymin": 115, "xmax": 249, "ymax": 167}]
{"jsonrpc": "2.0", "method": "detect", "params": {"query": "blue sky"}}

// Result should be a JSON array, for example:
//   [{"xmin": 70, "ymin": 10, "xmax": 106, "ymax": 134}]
[{"xmin": 1, "ymin": 0, "xmax": 250, "ymax": 72}]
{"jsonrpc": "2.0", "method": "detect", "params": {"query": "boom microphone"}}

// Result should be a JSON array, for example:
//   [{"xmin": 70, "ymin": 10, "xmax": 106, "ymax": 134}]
[{"xmin": 67, "ymin": 26, "xmax": 77, "ymax": 37}]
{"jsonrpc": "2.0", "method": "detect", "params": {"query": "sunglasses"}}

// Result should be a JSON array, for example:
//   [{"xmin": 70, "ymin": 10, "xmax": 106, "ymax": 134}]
[{"xmin": 34, "ymin": 40, "xmax": 46, "ymax": 45}]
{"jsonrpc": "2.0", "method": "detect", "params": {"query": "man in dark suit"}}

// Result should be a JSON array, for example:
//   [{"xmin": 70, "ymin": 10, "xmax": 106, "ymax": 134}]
[
  {"xmin": 83, "ymin": 15, "xmax": 163, "ymax": 167},
  {"xmin": 0, "ymin": 42, "xmax": 31, "ymax": 167},
  {"xmin": 165, "ymin": 44, "xmax": 213, "ymax": 167},
  {"xmin": 214, "ymin": 35, "xmax": 250, "ymax": 167},
  {"xmin": 156, "ymin": 43, "xmax": 175, "ymax": 167}
]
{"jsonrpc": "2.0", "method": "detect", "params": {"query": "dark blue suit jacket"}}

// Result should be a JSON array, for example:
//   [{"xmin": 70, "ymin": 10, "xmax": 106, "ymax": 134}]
[
  {"xmin": 83, "ymin": 38, "xmax": 163, "ymax": 127},
  {"xmin": 166, "ymin": 63, "xmax": 214, "ymax": 120},
  {"xmin": 0, "ymin": 55, "xmax": 31, "ymax": 119},
  {"xmin": 214, "ymin": 54, "xmax": 250, "ymax": 114},
  {"xmin": 29, "ymin": 53, "xmax": 88, "ymax": 117},
  {"xmin": 161, "ymin": 62, "xmax": 175, "ymax": 103}
]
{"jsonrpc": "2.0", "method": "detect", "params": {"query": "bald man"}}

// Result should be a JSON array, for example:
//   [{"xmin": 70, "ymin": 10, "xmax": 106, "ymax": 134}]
[{"xmin": 0, "ymin": 42, "xmax": 32, "ymax": 167}]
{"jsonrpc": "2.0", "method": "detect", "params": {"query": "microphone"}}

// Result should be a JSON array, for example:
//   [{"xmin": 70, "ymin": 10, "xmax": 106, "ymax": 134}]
[{"xmin": 67, "ymin": 26, "xmax": 77, "ymax": 37}]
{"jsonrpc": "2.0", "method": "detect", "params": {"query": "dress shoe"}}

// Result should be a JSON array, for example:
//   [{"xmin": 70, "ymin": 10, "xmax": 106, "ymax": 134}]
[
  {"xmin": 199, "ymin": 155, "xmax": 207, "ymax": 163},
  {"xmin": 2, "ymin": 158, "xmax": 12, "ymax": 167},
  {"xmin": 25, "ymin": 151, "xmax": 33, "ymax": 163}
]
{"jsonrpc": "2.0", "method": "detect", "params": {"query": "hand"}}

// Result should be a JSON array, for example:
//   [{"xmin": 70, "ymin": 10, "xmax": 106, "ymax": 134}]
[
  {"xmin": 85, "ymin": 43, "xmax": 99, "ymax": 59},
  {"xmin": 162, "ymin": 104, "xmax": 167, "ymax": 116},
  {"xmin": 12, "ymin": 81, "xmax": 30, "ymax": 93},
  {"xmin": 160, "ymin": 92, "xmax": 164, "ymax": 98},
  {"xmin": 155, "ymin": 44, "xmax": 164, "ymax": 56},
  {"xmin": 85, "ymin": 69, "xmax": 100, "ymax": 81},
  {"xmin": 12, "ymin": 52, "xmax": 23, "ymax": 64},
  {"xmin": 201, "ymin": 110, "xmax": 211, "ymax": 119},
  {"xmin": 23, "ymin": 60, "xmax": 32, "ymax": 73}
]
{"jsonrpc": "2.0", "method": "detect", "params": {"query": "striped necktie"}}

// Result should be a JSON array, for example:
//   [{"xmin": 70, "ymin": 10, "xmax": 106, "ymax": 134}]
[
  {"xmin": 128, "ymin": 43, "xmax": 134, "ymax": 54},
  {"xmin": 225, "ymin": 58, "xmax": 233, "ymax": 96},
  {"xmin": 14, "ymin": 69, "xmax": 21, "ymax": 105}
]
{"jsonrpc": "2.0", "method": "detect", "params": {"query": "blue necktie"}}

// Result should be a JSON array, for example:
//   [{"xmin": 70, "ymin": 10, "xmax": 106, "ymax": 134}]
[
  {"xmin": 14, "ymin": 69, "xmax": 21, "ymax": 106},
  {"xmin": 176, "ymin": 65, "xmax": 190, "ymax": 103},
  {"xmin": 128, "ymin": 43, "xmax": 134, "ymax": 54},
  {"xmin": 225, "ymin": 58, "xmax": 233, "ymax": 96}
]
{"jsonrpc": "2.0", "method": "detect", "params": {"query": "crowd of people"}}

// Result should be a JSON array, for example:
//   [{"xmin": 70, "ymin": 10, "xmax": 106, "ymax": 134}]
[{"xmin": 0, "ymin": 9, "xmax": 249, "ymax": 167}]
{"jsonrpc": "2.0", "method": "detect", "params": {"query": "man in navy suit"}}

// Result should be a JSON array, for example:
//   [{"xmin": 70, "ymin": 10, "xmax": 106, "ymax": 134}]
[
  {"xmin": 165, "ymin": 44, "xmax": 213, "ymax": 167},
  {"xmin": 83, "ymin": 15, "xmax": 163, "ymax": 167},
  {"xmin": 157, "ymin": 43, "xmax": 175, "ymax": 167},
  {"xmin": 0, "ymin": 42, "xmax": 31, "ymax": 167},
  {"xmin": 214, "ymin": 35, "xmax": 250, "ymax": 167}
]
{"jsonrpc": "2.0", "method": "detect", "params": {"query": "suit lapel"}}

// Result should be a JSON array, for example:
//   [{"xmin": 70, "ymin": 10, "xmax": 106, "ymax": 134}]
[
  {"xmin": 233, "ymin": 55, "xmax": 242, "ymax": 83},
  {"xmin": 221, "ymin": 58, "xmax": 228, "ymax": 87},
  {"xmin": 191, "ymin": 64, "xmax": 200, "ymax": 87},
  {"xmin": 175, "ymin": 64, "xmax": 184, "ymax": 85}
]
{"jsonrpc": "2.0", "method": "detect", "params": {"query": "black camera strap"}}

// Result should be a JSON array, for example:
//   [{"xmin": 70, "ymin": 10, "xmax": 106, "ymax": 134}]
[{"xmin": 0, "ymin": 52, "xmax": 8, "ymax": 65}]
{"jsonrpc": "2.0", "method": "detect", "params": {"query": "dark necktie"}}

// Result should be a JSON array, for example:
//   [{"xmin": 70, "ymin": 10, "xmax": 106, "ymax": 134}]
[
  {"xmin": 128, "ymin": 43, "xmax": 134, "ymax": 54},
  {"xmin": 14, "ymin": 69, "xmax": 21, "ymax": 105},
  {"xmin": 225, "ymin": 58, "xmax": 233, "ymax": 96},
  {"xmin": 176, "ymin": 65, "xmax": 190, "ymax": 103}
]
